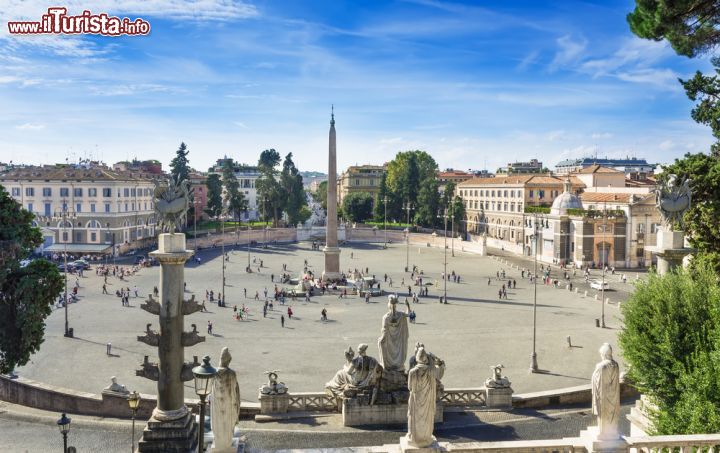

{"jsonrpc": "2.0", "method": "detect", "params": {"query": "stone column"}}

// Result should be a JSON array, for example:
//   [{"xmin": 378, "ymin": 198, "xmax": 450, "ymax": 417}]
[
  {"xmin": 650, "ymin": 229, "xmax": 692, "ymax": 276},
  {"xmin": 137, "ymin": 233, "xmax": 197, "ymax": 453},
  {"xmin": 323, "ymin": 108, "xmax": 342, "ymax": 282}
]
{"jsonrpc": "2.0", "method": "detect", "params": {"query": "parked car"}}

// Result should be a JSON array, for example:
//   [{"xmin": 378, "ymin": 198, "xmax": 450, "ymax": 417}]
[
  {"xmin": 134, "ymin": 255, "xmax": 147, "ymax": 265},
  {"xmin": 72, "ymin": 259, "xmax": 91, "ymax": 270},
  {"xmin": 57, "ymin": 263, "xmax": 76, "ymax": 272},
  {"xmin": 590, "ymin": 280, "xmax": 609, "ymax": 290}
]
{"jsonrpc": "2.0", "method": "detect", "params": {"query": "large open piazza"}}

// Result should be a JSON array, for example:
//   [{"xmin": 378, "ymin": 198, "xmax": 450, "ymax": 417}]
[{"xmin": 17, "ymin": 239, "xmax": 633, "ymax": 402}]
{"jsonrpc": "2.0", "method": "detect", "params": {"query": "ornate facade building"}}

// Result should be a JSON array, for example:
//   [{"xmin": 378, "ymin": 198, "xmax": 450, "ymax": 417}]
[
  {"xmin": 0, "ymin": 163, "xmax": 157, "ymax": 255},
  {"xmin": 337, "ymin": 164, "xmax": 386, "ymax": 206}
]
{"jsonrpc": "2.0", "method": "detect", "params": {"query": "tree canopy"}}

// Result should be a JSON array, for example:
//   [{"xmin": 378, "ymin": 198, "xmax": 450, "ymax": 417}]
[
  {"xmin": 280, "ymin": 153, "xmax": 308, "ymax": 226},
  {"xmin": 221, "ymin": 158, "xmax": 248, "ymax": 222},
  {"xmin": 204, "ymin": 173, "xmax": 223, "ymax": 221},
  {"xmin": 384, "ymin": 150, "xmax": 439, "ymax": 223},
  {"xmin": 0, "ymin": 186, "xmax": 63, "ymax": 374},
  {"xmin": 628, "ymin": 0, "xmax": 720, "ymax": 58},
  {"xmin": 256, "ymin": 149, "xmax": 283, "ymax": 226},
  {"xmin": 342, "ymin": 192, "xmax": 374, "ymax": 223}
]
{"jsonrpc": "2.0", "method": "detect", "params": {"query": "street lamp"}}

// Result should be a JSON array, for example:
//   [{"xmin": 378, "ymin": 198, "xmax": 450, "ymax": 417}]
[
  {"xmin": 403, "ymin": 201, "xmax": 413, "ymax": 272},
  {"xmin": 247, "ymin": 224, "xmax": 251, "ymax": 273},
  {"xmin": 600, "ymin": 203, "xmax": 608, "ymax": 329},
  {"xmin": 42, "ymin": 205, "xmax": 77, "ymax": 338},
  {"xmin": 57, "ymin": 412, "xmax": 71, "ymax": 453},
  {"xmin": 192, "ymin": 356, "xmax": 217, "ymax": 453},
  {"xmin": 127, "ymin": 391, "xmax": 141, "ymax": 453},
  {"xmin": 382, "ymin": 196, "xmax": 388, "ymax": 249},
  {"xmin": 529, "ymin": 213, "xmax": 545, "ymax": 373},
  {"xmin": 221, "ymin": 212, "xmax": 226, "ymax": 306},
  {"xmin": 437, "ymin": 208, "xmax": 449, "ymax": 304},
  {"xmin": 449, "ymin": 200, "xmax": 455, "ymax": 257},
  {"xmin": 193, "ymin": 199, "xmax": 202, "ymax": 255}
]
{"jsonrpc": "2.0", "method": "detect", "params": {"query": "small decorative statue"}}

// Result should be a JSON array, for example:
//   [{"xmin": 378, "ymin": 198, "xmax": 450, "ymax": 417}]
[
  {"xmin": 485, "ymin": 364, "xmax": 511, "ymax": 389},
  {"xmin": 377, "ymin": 295, "xmax": 412, "ymax": 372},
  {"xmin": 405, "ymin": 345, "xmax": 445, "ymax": 448},
  {"xmin": 104, "ymin": 376, "xmax": 129, "ymax": 394},
  {"xmin": 260, "ymin": 370, "xmax": 287, "ymax": 395},
  {"xmin": 211, "ymin": 347, "xmax": 241, "ymax": 451},
  {"xmin": 592, "ymin": 343, "xmax": 620, "ymax": 440}
]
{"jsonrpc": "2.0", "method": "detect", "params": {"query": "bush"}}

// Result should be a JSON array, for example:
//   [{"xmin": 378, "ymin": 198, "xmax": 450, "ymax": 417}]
[{"xmin": 619, "ymin": 264, "xmax": 720, "ymax": 434}]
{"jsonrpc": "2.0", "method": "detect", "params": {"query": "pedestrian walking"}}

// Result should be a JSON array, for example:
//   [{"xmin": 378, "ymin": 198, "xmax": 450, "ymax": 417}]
[
  {"xmin": 207, "ymin": 321, "xmax": 213, "ymax": 335},
  {"xmin": 102, "ymin": 283, "xmax": 108, "ymax": 294},
  {"xmin": 134, "ymin": 285, "xmax": 139, "ymax": 297}
]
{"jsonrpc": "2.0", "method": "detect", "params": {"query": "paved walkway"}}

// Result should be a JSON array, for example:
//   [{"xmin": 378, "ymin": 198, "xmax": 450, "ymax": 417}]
[{"xmin": 17, "ymin": 241, "xmax": 628, "ymax": 401}]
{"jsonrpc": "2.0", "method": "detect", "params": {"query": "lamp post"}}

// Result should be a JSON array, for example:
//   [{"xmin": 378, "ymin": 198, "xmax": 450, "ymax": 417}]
[
  {"xmin": 45, "ymin": 205, "xmax": 77, "ymax": 338},
  {"xmin": 530, "ymin": 213, "xmax": 544, "ymax": 373},
  {"xmin": 221, "ymin": 212, "xmax": 226, "ymax": 305},
  {"xmin": 600, "ymin": 203, "xmax": 608, "ymax": 329},
  {"xmin": 437, "ymin": 208, "xmax": 449, "ymax": 304},
  {"xmin": 192, "ymin": 356, "xmax": 217, "ymax": 453},
  {"xmin": 450, "ymin": 200, "xmax": 455, "ymax": 257},
  {"xmin": 57, "ymin": 412, "xmax": 71, "ymax": 453},
  {"xmin": 383, "ymin": 196, "xmax": 388, "ymax": 249},
  {"xmin": 403, "ymin": 201, "xmax": 413, "ymax": 272},
  {"xmin": 127, "ymin": 391, "xmax": 141, "ymax": 453},
  {"xmin": 193, "ymin": 199, "xmax": 201, "ymax": 255},
  {"xmin": 247, "ymin": 224, "xmax": 251, "ymax": 273}
]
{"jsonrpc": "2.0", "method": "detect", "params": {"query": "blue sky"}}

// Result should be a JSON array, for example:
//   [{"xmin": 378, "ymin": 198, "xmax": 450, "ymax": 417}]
[{"xmin": 0, "ymin": 0, "xmax": 715, "ymax": 172}]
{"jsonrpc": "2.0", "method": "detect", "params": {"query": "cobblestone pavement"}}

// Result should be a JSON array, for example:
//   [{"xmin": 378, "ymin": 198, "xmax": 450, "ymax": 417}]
[
  {"xmin": 0, "ymin": 400, "xmax": 634, "ymax": 452},
  {"xmin": 17, "ymin": 241, "xmax": 630, "ymax": 401}
]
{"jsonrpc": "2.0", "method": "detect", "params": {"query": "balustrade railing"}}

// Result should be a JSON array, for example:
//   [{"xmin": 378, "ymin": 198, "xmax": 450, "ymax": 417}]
[
  {"xmin": 287, "ymin": 392, "xmax": 337, "ymax": 412},
  {"xmin": 440, "ymin": 387, "xmax": 486, "ymax": 406},
  {"xmin": 625, "ymin": 434, "xmax": 720, "ymax": 453}
]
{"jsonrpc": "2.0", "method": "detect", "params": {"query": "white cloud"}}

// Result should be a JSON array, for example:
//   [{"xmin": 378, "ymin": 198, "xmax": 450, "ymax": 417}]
[
  {"xmin": 549, "ymin": 35, "xmax": 586, "ymax": 72},
  {"xmin": 659, "ymin": 140, "xmax": 674, "ymax": 150},
  {"xmin": 234, "ymin": 121, "xmax": 248, "ymax": 129},
  {"xmin": 591, "ymin": 132, "xmax": 614, "ymax": 140},
  {"xmin": 616, "ymin": 68, "xmax": 679, "ymax": 89},
  {"xmin": 15, "ymin": 122, "xmax": 45, "ymax": 130}
]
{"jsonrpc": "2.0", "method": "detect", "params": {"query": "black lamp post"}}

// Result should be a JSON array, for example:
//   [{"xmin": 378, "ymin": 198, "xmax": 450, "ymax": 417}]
[
  {"xmin": 127, "ymin": 391, "xmax": 141, "ymax": 453},
  {"xmin": 57, "ymin": 412, "xmax": 71, "ymax": 453},
  {"xmin": 192, "ymin": 356, "xmax": 217, "ymax": 452}
]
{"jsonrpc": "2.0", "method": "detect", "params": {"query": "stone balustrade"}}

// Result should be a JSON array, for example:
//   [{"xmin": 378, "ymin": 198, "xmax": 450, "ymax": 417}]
[
  {"xmin": 286, "ymin": 392, "xmax": 337, "ymax": 412},
  {"xmin": 440, "ymin": 388, "xmax": 486, "ymax": 406},
  {"xmin": 624, "ymin": 434, "xmax": 720, "ymax": 452}
]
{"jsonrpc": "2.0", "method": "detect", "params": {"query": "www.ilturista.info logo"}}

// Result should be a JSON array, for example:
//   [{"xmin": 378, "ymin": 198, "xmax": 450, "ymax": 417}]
[{"xmin": 7, "ymin": 7, "xmax": 151, "ymax": 36}]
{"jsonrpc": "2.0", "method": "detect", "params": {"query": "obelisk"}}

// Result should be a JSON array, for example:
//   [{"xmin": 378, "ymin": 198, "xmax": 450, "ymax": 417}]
[{"xmin": 323, "ymin": 106, "xmax": 342, "ymax": 282}]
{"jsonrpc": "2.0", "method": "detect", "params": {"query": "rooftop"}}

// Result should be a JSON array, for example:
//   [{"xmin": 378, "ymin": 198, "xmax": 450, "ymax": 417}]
[
  {"xmin": 458, "ymin": 174, "xmax": 584, "ymax": 187},
  {"xmin": 575, "ymin": 164, "xmax": 624, "ymax": 174},
  {"xmin": 0, "ymin": 164, "xmax": 157, "ymax": 182}
]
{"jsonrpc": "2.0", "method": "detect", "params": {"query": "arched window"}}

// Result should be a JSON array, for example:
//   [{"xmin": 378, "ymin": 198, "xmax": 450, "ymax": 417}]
[{"xmin": 86, "ymin": 220, "xmax": 101, "ymax": 229}]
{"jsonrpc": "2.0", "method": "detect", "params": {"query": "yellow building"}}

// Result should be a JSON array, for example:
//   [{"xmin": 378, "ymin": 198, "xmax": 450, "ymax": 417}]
[{"xmin": 337, "ymin": 164, "xmax": 386, "ymax": 206}]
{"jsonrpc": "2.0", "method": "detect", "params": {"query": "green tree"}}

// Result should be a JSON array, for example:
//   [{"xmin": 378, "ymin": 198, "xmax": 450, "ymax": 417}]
[
  {"xmin": 256, "ymin": 149, "xmax": 283, "ymax": 226},
  {"xmin": 619, "ymin": 264, "xmax": 720, "ymax": 434},
  {"xmin": 204, "ymin": 173, "xmax": 223, "ymax": 226},
  {"xmin": 450, "ymin": 195, "xmax": 466, "ymax": 236},
  {"xmin": 680, "ymin": 59, "xmax": 720, "ymax": 156},
  {"xmin": 170, "ymin": 142, "xmax": 194, "ymax": 225},
  {"xmin": 441, "ymin": 181, "xmax": 456, "ymax": 211},
  {"xmin": 342, "ymin": 192, "xmax": 374, "ymax": 223},
  {"xmin": 221, "ymin": 158, "xmax": 248, "ymax": 223},
  {"xmin": 384, "ymin": 150, "xmax": 439, "ymax": 221},
  {"xmin": 628, "ymin": 0, "xmax": 720, "ymax": 58},
  {"xmin": 315, "ymin": 180, "xmax": 328, "ymax": 211},
  {"xmin": 280, "ymin": 153, "xmax": 307, "ymax": 226},
  {"xmin": 414, "ymin": 177, "xmax": 440, "ymax": 227},
  {"xmin": 0, "ymin": 186, "xmax": 64, "ymax": 374}
]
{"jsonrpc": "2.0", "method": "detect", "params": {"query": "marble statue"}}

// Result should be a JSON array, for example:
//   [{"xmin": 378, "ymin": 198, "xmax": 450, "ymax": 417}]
[
  {"xmin": 378, "ymin": 295, "xmax": 412, "ymax": 372},
  {"xmin": 349, "ymin": 343, "xmax": 381, "ymax": 390},
  {"xmin": 260, "ymin": 370, "xmax": 287, "ymax": 395},
  {"xmin": 485, "ymin": 364, "xmax": 511, "ymax": 389},
  {"xmin": 325, "ymin": 346, "xmax": 355, "ymax": 397},
  {"xmin": 405, "ymin": 345, "xmax": 445, "ymax": 448},
  {"xmin": 153, "ymin": 176, "xmax": 191, "ymax": 233},
  {"xmin": 211, "ymin": 347, "xmax": 241, "ymax": 451},
  {"xmin": 654, "ymin": 174, "xmax": 692, "ymax": 230},
  {"xmin": 103, "ymin": 376, "xmax": 129, "ymax": 394},
  {"xmin": 592, "ymin": 343, "xmax": 620, "ymax": 440}
]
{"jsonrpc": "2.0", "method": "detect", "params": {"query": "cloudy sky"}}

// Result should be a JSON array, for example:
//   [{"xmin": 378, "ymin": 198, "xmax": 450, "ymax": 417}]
[{"xmin": 0, "ymin": 0, "xmax": 715, "ymax": 173}]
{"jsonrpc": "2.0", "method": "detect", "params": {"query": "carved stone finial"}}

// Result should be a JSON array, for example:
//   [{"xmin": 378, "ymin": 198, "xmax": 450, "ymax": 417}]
[
  {"xmin": 183, "ymin": 294, "xmax": 203, "ymax": 315},
  {"xmin": 141, "ymin": 294, "xmax": 160, "ymax": 315},
  {"xmin": 260, "ymin": 370, "xmax": 287, "ymax": 394},
  {"xmin": 181, "ymin": 325, "xmax": 206, "ymax": 347},
  {"xmin": 655, "ymin": 174, "xmax": 692, "ymax": 230},
  {"xmin": 136, "ymin": 356, "xmax": 159, "ymax": 381},
  {"xmin": 181, "ymin": 356, "xmax": 201, "ymax": 382},
  {"xmin": 137, "ymin": 324, "xmax": 161, "ymax": 347},
  {"xmin": 485, "ymin": 364, "xmax": 511, "ymax": 389}
]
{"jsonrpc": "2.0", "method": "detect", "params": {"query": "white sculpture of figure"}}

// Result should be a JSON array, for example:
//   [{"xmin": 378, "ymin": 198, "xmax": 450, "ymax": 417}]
[
  {"xmin": 377, "ymin": 295, "xmax": 411, "ymax": 371},
  {"xmin": 405, "ymin": 346, "xmax": 445, "ymax": 448},
  {"xmin": 211, "ymin": 347, "xmax": 241, "ymax": 451},
  {"xmin": 325, "ymin": 346, "xmax": 355, "ymax": 397},
  {"xmin": 349, "ymin": 343, "xmax": 381, "ymax": 389},
  {"xmin": 592, "ymin": 343, "xmax": 620, "ymax": 440}
]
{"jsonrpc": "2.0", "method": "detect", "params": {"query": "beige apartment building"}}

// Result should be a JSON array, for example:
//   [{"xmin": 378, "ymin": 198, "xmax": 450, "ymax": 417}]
[
  {"xmin": 0, "ymin": 164, "xmax": 157, "ymax": 255},
  {"xmin": 337, "ymin": 164, "xmax": 386, "ymax": 206}
]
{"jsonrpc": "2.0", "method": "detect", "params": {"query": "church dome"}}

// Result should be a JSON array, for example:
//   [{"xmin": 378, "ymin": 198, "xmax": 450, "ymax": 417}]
[{"xmin": 551, "ymin": 178, "xmax": 583, "ymax": 215}]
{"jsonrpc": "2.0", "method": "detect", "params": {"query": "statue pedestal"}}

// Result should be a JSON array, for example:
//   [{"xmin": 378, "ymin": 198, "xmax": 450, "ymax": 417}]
[
  {"xmin": 400, "ymin": 435, "xmax": 441, "ymax": 453},
  {"xmin": 578, "ymin": 426, "xmax": 625, "ymax": 453},
  {"xmin": 137, "ymin": 411, "xmax": 198, "ymax": 452},
  {"xmin": 647, "ymin": 229, "xmax": 693, "ymax": 275},
  {"xmin": 485, "ymin": 386, "xmax": 513, "ymax": 409},
  {"xmin": 322, "ymin": 246, "xmax": 342, "ymax": 282},
  {"xmin": 258, "ymin": 392, "xmax": 289, "ymax": 415},
  {"xmin": 342, "ymin": 398, "xmax": 443, "ymax": 427},
  {"xmin": 210, "ymin": 438, "xmax": 244, "ymax": 453}
]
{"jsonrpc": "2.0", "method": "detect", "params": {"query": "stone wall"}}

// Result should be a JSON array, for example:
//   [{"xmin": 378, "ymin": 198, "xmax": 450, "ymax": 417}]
[{"xmin": 512, "ymin": 382, "xmax": 638, "ymax": 408}]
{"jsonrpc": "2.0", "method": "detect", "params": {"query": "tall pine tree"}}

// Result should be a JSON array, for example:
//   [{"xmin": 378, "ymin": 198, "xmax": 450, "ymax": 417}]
[
  {"xmin": 169, "ymin": 142, "xmax": 194, "ymax": 226},
  {"xmin": 222, "ymin": 158, "xmax": 248, "ymax": 223}
]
